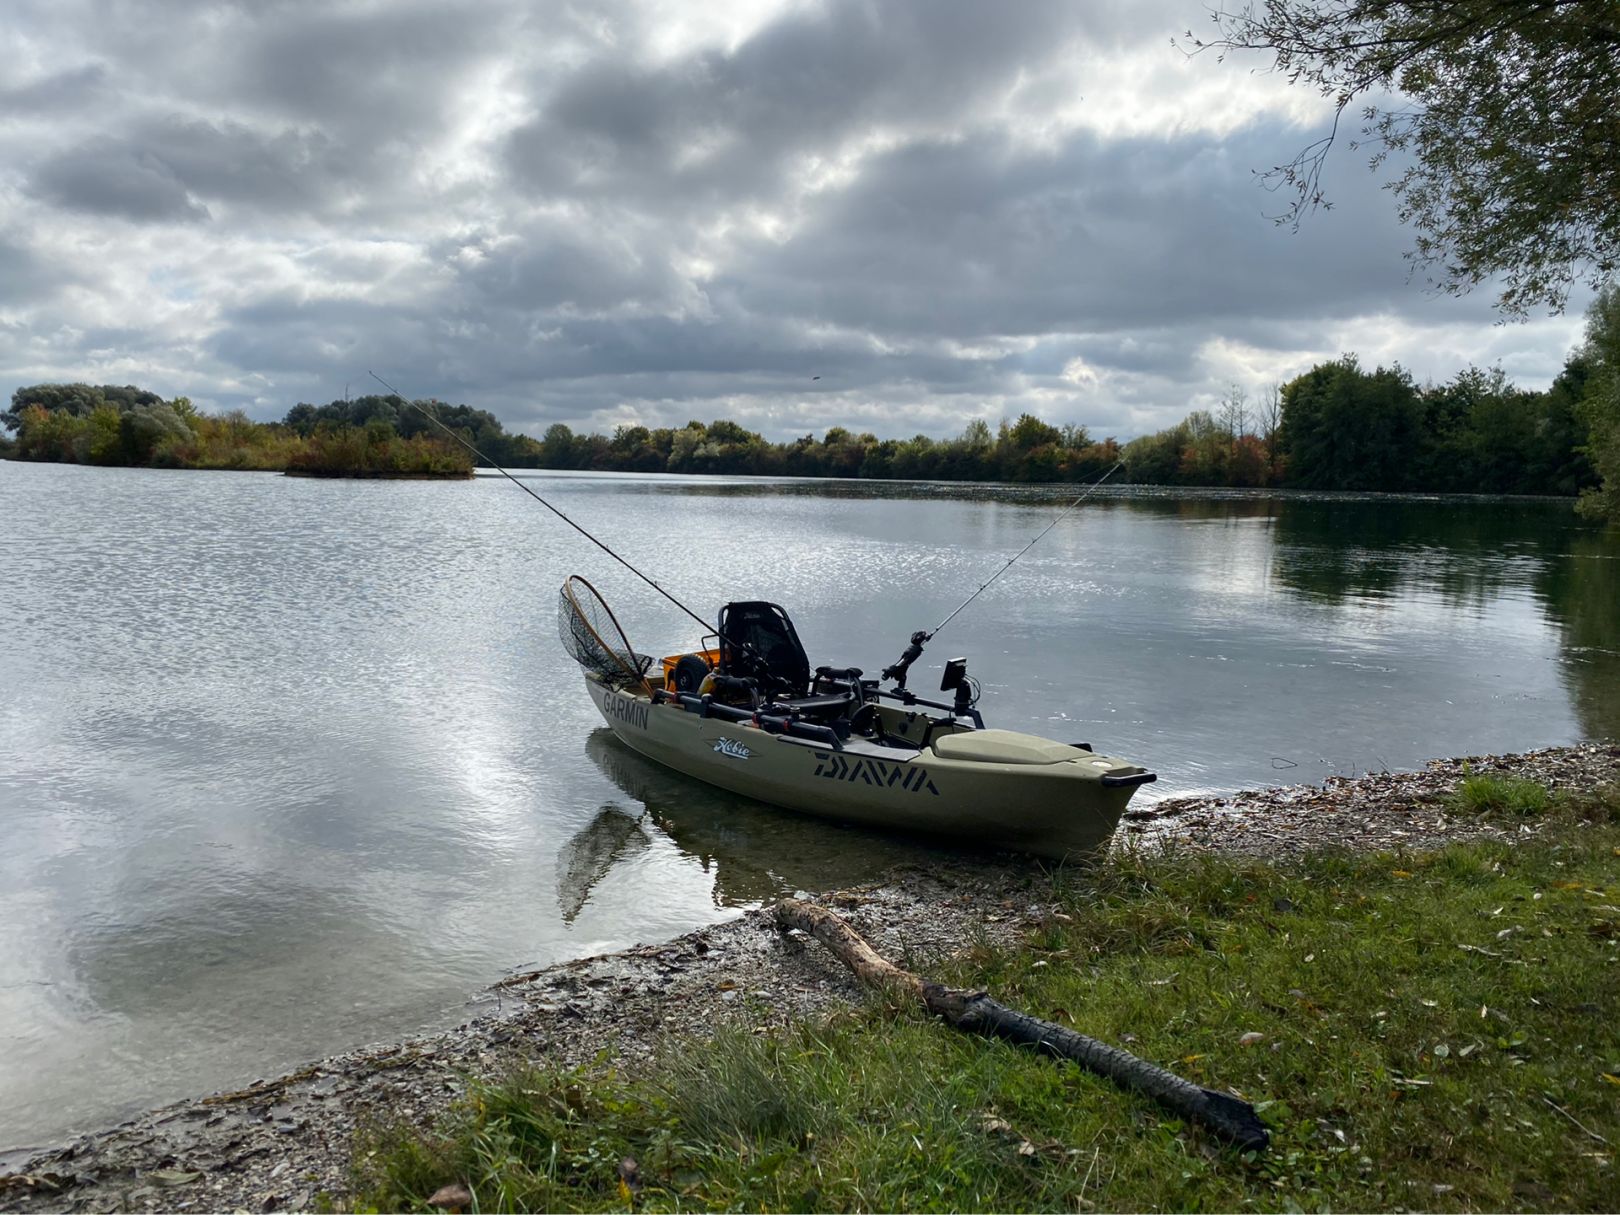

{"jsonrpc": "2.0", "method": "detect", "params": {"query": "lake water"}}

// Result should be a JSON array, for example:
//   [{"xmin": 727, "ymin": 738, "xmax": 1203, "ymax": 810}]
[{"xmin": 2, "ymin": 462, "xmax": 1617, "ymax": 1149}]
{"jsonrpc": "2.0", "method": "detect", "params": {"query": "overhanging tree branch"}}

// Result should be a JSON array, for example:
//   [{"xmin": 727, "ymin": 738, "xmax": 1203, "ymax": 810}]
[{"xmin": 1182, "ymin": 0, "xmax": 1620, "ymax": 313}]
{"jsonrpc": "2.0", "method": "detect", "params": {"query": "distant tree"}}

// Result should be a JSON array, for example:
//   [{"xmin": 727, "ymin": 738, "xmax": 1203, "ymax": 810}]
[
  {"xmin": 1229, "ymin": 433, "xmax": 1271, "ymax": 486},
  {"xmin": 1178, "ymin": 409, "xmax": 1231, "ymax": 483},
  {"xmin": 819, "ymin": 426, "xmax": 864, "ymax": 477},
  {"xmin": 860, "ymin": 437, "xmax": 899, "ymax": 479},
  {"xmin": 1576, "ymin": 285, "xmax": 1620, "ymax": 521},
  {"xmin": 612, "ymin": 424, "xmax": 649, "ymax": 451},
  {"xmin": 1416, "ymin": 367, "xmax": 1485, "ymax": 491},
  {"xmin": 705, "ymin": 419, "xmax": 754, "ymax": 445},
  {"xmin": 1535, "ymin": 356, "xmax": 1597, "ymax": 497},
  {"xmin": 13, "ymin": 405, "xmax": 85, "ymax": 461},
  {"xmin": 1122, "ymin": 420, "xmax": 1194, "ymax": 485},
  {"xmin": 345, "ymin": 395, "xmax": 402, "ymax": 429},
  {"xmin": 539, "ymin": 422, "xmax": 577, "ymax": 468},
  {"xmin": 889, "ymin": 434, "xmax": 940, "ymax": 480},
  {"xmin": 1259, "ymin": 384, "xmax": 1285, "ymax": 477},
  {"xmin": 1457, "ymin": 367, "xmax": 1543, "ymax": 494},
  {"xmin": 1007, "ymin": 413, "xmax": 1064, "ymax": 451},
  {"xmin": 1060, "ymin": 422, "xmax": 1093, "ymax": 449},
  {"xmin": 1193, "ymin": 1, "xmax": 1620, "ymax": 313},
  {"xmin": 1280, "ymin": 357, "xmax": 1424, "ymax": 490},
  {"xmin": 960, "ymin": 419, "xmax": 994, "ymax": 450},
  {"xmin": 284, "ymin": 403, "xmax": 320, "ymax": 436},
  {"xmin": 100, "ymin": 384, "xmax": 167, "ymax": 412},
  {"xmin": 1217, "ymin": 384, "xmax": 1250, "ymax": 439},
  {"xmin": 118, "ymin": 403, "xmax": 195, "ymax": 464},
  {"xmin": 413, "ymin": 401, "xmax": 502, "ymax": 446},
  {"xmin": 5, "ymin": 382, "xmax": 162, "ymax": 430},
  {"xmin": 666, "ymin": 424, "xmax": 704, "ymax": 472},
  {"xmin": 80, "ymin": 405, "xmax": 125, "ymax": 465},
  {"xmin": 780, "ymin": 433, "xmax": 821, "ymax": 476}
]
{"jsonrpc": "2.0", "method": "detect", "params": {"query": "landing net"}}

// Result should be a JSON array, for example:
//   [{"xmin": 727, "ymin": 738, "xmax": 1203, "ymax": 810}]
[{"xmin": 558, "ymin": 575, "xmax": 653, "ymax": 691}]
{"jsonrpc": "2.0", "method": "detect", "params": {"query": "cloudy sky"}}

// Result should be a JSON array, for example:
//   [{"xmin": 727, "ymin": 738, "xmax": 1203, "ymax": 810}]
[{"xmin": 0, "ymin": 0, "xmax": 1590, "ymax": 442}]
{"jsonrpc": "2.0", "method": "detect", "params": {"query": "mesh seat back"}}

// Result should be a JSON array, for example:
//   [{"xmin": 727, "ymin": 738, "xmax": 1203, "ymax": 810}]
[{"xmin": 718, "ymin": 601, "xmax": 811, "ymax": 697}]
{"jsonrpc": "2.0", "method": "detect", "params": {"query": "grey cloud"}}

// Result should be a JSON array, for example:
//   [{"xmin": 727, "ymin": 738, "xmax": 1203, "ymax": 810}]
[
  {"xmin": 5, "ymin": 0, "xmax": 514, "ymax": 225},
  {"xmin": 506, "ymin": 0, "xmax": 1083, "ymax": 206},
  {"xmin": 724, "ymin": 125, "xmax": 1452, "ymax": 343},
  {"xmin": 26, "ymin": 116, "xmax": 383, "ymax": 223},
  {"xmin": 29, "ymin": 139, "xmax": 210, "ymax": 222},
  {"xmin": 447, "ymin": 221, "xmax": 691, "ymax": 315},
  {"xmin": 191, "ymin": 115, "xmax": 1526, "ymax": 437},
  {"xmin": 122, "ymin": 117, "xmax": 348, "ymax": 214},
  {"xmin": 231, "ymin": 2, "xmax": 505, "ymax": 144},
  {"xmin": 0, "ymin": 64, "xmax": 108, "ymax": 114},
  {"xmin": 207, "ymin": 296, "xmax": 419, "ymax": 378},
  {"xmin": 0, "ymin": 235, "xmax": 63, "ymax": 306}
]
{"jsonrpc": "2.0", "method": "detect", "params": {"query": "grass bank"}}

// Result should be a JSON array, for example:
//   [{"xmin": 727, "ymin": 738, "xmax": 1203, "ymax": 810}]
[{"xmin": 353, "ymin": 783, "xmax": 1620, "ymax": 1212}]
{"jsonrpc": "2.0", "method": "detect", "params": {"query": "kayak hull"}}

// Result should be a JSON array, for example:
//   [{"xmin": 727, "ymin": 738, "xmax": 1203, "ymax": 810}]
[{"xmin": 583, "ymin": 675, "xmax": 1149, "ymax": 860}]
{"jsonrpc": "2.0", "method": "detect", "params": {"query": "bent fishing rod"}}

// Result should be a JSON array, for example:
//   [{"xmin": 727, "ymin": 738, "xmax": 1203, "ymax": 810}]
[
  {"xmin": 881, "ymin": 459, "xmax": 1125, "ymax": 689},
  {"xmin": 367, "ymin": 372, "xmax": 718, "ymax": 639},
  {"xmin": 371, "ymin": 371, "xmax": 1119, "ymax": 695}
]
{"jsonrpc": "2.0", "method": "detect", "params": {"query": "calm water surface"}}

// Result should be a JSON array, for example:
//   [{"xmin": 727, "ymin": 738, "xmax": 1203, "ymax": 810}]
[{"xmin": 2, "ymin": 462, "xmax": 1617, "ymax": 1148}]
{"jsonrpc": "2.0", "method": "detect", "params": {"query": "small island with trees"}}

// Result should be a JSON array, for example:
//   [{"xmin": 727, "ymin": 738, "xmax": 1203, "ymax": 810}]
[{"xmin": 0, "ymin": 385, "xmax": 477, "ymax": 478}]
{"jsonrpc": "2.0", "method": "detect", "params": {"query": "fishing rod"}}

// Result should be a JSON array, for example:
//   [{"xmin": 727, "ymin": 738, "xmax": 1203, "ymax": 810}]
[
  {"xmin": 881, "ymin": 459, "xmax": 1125, "ymax": 690},
  {"xmin": 367, "ymin": 372, "xmax": 716, "ymax": 637}
]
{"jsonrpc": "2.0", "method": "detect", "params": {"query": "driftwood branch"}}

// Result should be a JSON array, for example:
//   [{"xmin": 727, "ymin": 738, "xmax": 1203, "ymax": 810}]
[{"xmin": 775, "ymin": 898, "xmax": 1268, "ymax": 1153}]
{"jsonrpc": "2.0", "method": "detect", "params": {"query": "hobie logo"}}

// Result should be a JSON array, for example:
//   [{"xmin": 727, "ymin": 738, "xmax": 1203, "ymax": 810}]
[{"xmin": 713, "ymin": 737, "xmax": 752, "ymax": 760}]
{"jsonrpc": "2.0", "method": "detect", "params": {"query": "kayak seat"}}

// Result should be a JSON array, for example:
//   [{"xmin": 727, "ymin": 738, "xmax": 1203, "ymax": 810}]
[{"xmin": 719, "ymin": 601, "xmax": 812, "ymax": 697}]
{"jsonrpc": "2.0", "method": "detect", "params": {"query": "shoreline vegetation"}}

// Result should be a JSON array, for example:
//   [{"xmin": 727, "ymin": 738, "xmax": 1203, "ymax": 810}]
[
  {"xmin": 3, "ymin": 745, "xmax": 1616, "ymax": 1213},
  {"xmin": 4, "ymin": 301, "xmax": 1619, "ymax": 515},
  {"xmin": 0, "ymin": 386, "xmax": 476, "ymax": 479}
]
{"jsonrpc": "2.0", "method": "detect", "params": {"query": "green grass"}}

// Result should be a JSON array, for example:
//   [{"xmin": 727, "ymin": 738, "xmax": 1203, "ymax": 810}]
[
  {"xmin": 351, "ymin": 790, "xmax": 1620, "ymax": 1212},
  {"xmin": 1450, "ymin": 772, "xmax": 1555, "ymax": 816}
]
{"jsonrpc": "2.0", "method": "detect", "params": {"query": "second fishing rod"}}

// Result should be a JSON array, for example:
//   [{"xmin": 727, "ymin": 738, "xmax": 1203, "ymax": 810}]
[{"xmin": 368, "ymin": 372, "xmax": 1120, "ymax": 695}]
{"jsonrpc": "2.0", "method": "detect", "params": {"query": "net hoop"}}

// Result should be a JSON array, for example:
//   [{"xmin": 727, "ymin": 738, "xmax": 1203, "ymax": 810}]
[{"xmin": 558, "ymin": 575, "xmax": 653, "ymax": 693}]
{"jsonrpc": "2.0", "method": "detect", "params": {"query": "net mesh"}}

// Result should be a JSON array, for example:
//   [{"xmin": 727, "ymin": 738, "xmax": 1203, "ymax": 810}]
[{"xmin": 558, "ymin": 575, "xmax": 652, "ymax": 689}]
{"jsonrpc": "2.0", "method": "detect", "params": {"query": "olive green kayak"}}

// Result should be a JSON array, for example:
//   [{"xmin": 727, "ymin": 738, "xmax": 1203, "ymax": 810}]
[
  {"xmin": 560, "ymin": 577, "xmax": 1155, "ymax": 860},
  {"xmin": 582, "ymin": 671, "xmax": 1153, "ymax": 860}
]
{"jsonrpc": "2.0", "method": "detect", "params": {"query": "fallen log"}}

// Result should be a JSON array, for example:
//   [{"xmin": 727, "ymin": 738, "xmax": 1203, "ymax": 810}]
[{"xmin": 775, "ymin": 897, "xmax": 1268, "ymax": 1153}]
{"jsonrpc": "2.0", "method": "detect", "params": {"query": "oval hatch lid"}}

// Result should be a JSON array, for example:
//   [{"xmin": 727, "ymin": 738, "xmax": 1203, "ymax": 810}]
[{"xmin": 931, "ymin": 729, "xmax": 1087, "ymax": 766}]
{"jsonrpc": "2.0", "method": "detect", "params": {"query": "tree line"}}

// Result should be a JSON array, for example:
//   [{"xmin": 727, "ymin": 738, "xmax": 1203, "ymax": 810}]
[
  {"xmin": 1125, "ymin": 286, "xmax": 1617, "ymax": 523},
  {"xmin": 1122, "ymin": 360, "xmax": 1592, "ymax": 498},
  {"xmin": 0, "ymin": 387, "xmax": 472, "ymax": 477},
  {"xmin": 3, "ymin": 287, "xmax": 1617, "ymax": 517}
]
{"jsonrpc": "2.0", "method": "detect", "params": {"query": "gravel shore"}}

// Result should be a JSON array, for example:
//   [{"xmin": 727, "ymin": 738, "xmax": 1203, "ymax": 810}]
[{"xmin": 3, "ymin": 743, "xmax": 1616, "ymax": 1214}]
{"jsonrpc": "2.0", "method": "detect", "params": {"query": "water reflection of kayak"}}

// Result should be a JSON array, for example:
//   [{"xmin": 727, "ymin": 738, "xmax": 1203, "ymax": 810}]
[
  {"xmin": 554, "ymin": 802, "xmax": 649, "ymax": 924},
  {"xmin": 584, "ymin": 728, "xmax": 945, "ymax": 907}
]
